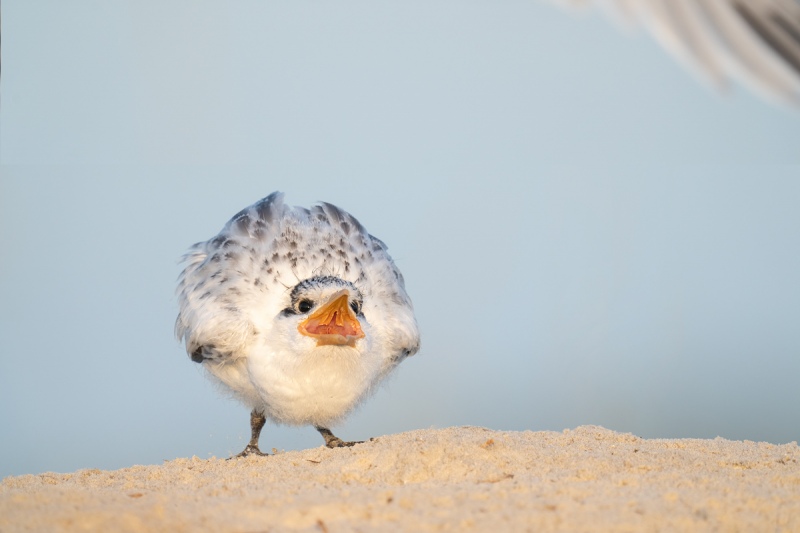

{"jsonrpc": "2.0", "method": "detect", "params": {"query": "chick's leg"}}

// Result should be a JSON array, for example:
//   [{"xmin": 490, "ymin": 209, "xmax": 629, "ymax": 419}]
[
  {"xmin": 233, "ymin": 409, "xmax": 268, "ymax": 458},
  {"xmin": 315, "ymin": 426, "xmax": 364, "ymax": 448}
]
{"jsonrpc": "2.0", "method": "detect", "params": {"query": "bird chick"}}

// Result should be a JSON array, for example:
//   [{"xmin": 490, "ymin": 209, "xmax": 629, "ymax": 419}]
[{"xmin": 176, "ymin": 192, "xmax": 420, "ymax": 456}]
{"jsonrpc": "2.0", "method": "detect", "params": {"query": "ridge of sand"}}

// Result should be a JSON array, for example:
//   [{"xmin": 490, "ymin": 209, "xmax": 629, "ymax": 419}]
[{"xmin": 2, "ymin": 426, "xmax": 799, "ymax": 532}]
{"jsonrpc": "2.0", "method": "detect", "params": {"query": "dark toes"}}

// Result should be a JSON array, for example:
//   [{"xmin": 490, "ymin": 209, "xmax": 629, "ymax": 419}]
[
  {"xmin": 230, "ymin": 444, "xmax": 269, "ymax": 459},
  {"xmin": 326, "ymin": 439, "xmax": 364, "ymax": 448}
]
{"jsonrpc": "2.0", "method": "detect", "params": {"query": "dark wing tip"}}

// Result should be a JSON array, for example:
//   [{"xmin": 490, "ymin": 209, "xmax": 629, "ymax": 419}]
[{"xmin": 734, "ymin": 1, "xmax": 800, "ymax": 78}]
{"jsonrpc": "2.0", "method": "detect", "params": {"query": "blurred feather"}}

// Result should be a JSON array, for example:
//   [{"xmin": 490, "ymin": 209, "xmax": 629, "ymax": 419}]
[{"xmin": 549, "ymin": 0, "xmax": 800, "ymax": 106}]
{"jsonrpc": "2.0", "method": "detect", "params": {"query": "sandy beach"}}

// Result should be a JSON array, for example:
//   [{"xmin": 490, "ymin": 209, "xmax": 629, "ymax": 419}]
[{"xmin": 2, "ymin": 425, "xmax": 799, "ymax": 532}]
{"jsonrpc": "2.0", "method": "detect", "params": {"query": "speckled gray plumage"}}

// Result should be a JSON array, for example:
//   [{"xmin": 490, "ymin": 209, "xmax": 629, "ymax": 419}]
[{"xmin": 175, "ymin": 192, "xmax": 420, "ymax": 453}]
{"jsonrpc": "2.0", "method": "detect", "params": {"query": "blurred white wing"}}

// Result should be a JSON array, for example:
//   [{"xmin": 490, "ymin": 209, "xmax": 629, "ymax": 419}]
[{"xmin": 549, "ymin": 0, "xmax": 800, "ymax": 106}]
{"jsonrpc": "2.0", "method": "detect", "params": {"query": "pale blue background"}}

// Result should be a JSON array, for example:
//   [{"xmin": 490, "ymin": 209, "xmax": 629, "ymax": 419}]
[{"xmin": 1, "ymin": 1, "xmax": 798, "ymax": 479}]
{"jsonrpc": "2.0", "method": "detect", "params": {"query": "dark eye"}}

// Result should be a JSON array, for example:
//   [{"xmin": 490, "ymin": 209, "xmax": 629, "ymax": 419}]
[
  {"xmin": 297, "ymin": 299, "xmax": 314, "ymax": 313},
  {"xmin": 350, "ymin": 300, "xmax": 362, "ymax": 315}
]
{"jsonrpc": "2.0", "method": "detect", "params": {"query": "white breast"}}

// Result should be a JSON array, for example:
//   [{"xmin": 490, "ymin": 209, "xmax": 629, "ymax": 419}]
[{"xmin": 245, "ymin": 336, "xmax": 385, "ymax": 427}]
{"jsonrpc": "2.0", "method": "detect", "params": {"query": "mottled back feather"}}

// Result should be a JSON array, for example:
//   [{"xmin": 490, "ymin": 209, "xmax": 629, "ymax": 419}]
[{"xmin": 175, "ymin": 192, "xmax": 417, "ymax": 368}]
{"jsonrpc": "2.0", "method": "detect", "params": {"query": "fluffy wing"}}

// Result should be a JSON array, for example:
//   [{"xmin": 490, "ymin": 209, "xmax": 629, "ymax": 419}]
[
  {"xmin": 175, "ymin": 192, "xmax": 287, "ymax": 363},
  {"xmin": 550, "ymin": 0, "xmax": 800, "ymax": 106},
  {"xmin": 310, "ymin": 201, "xmax": 421, "ymax": 366}
]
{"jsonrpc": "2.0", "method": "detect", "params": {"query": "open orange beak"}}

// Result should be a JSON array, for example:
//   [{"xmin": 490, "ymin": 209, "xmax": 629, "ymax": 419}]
[{"xmin": 297, "ymin": 290, "xmax": 365, "ymax": 347}]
